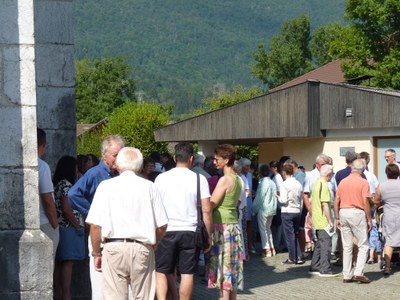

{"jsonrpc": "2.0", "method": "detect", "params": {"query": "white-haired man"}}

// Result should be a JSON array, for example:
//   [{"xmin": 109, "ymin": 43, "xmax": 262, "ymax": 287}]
[
  {"xmin": 334, "ymin": 159, "xmax": 372, "ymax": 284},
  {"xmin": 192, "ymin": 153, "xmax": 211, "ymax": 179},
  {"xmin": 69, "ymin": 135, "xmax": 125, "ymax": 300},
  {"xmin": 384, "ymin": 148, "xmax": 400, "ymax": 165},
  {"xmin": 309, "ymin": 164, "xmax": 337, "ymax": 277},
  {"xmin": 86, "ymin": 147, "xmax": 168, "ymax": 299}
]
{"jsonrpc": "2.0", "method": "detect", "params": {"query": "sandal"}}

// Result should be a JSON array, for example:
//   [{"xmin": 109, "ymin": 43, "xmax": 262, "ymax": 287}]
[
  {"xmin": 383, "ymin": 266, "xmax": 391, "ymax": 276},
  {"xmin": 261, "ymin": 249, "xmax": 272, "ymax": 258}
]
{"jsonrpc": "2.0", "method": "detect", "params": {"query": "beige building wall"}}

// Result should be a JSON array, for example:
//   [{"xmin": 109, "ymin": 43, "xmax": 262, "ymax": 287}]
[
  {"xmin": 259, "ymin": 137, "xmax": 373, "ymax": 173},
  {"xmin": 323, "ymin": 137, "xmax": 373, "ymax": 173},
  {"xmin": 259, "ymin": 138, "xmax": 325, "ymax": 171},
  {"xmin": 259, "ymin": 142, "xmax": 283, "ymax": 165}
]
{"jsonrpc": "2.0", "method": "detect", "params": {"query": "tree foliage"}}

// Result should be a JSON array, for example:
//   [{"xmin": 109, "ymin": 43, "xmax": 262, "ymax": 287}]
[
  {"xmin": 74, "ymin": 0, "xmax": 345, "ymax": 115},
  {"xmin": 192, "ymin": 85, "xmax": 263, "ymax": 116},
  {"xmin": 252, "ymin": 16, "xmax": 314, "ymax": 89},
  {"xmin": 76, "ymin": 56, "xmax": 136, "ymax": 123},
  {"xmin": 330, "ymin": 0, "xmax": 400, "ymax": 89},
  {"xmin": 310, "ymin": 23, "xmax": 345, "ymax": 66},
  {"xmin": 189, "ymin": 85, "xmax": 263, "ymax": 162},
  {"xmin": 77, "ymin": 130, "xmax": 103, "ymax": 158},
  {"xmin": 102, "ymin": 102, "xmax": 171, "ymax": 157}
]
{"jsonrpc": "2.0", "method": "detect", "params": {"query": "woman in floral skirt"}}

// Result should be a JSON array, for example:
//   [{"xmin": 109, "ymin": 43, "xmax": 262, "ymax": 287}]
[{"xmin": 208, "ymin": 144, "xmax": 243, "ymax": 300}]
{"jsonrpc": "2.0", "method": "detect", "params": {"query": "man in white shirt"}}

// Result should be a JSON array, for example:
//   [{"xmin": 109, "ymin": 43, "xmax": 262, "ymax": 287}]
[
  {"xmin": 86, "ymin": 147, "xmax": 168, "ymax": 299},
  {"xmin": 37, "ymin": 128, "xmax": 59, "ymax": 259},
  {"xmin": 154, "ymin": 142, "xmax": 212, "ymax": 300}
]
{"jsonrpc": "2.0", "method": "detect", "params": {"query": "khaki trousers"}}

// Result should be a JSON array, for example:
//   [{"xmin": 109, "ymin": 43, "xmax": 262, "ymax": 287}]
[
  {"xmin": 339, "ymin": 208, "xmax": 369, "ymax": 279},
  {"xmin": 102, "ymin": 241, "xmax": 155, "ymax": 300}
]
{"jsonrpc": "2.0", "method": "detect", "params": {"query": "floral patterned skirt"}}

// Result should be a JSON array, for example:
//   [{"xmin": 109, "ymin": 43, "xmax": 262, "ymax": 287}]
[{"xmin": 207, "ymin": 223, "xmax": 244, "ymax": 291}]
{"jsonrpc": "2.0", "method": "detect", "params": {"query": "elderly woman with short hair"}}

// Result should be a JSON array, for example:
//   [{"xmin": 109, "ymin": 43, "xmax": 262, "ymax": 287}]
[
  {"xmin": 253, "ymin": 164, "xmax": 277, "ymax": 257},
  {"xmin": 374, "ymin": 163, "xmax": 400, "ymax": 275}
]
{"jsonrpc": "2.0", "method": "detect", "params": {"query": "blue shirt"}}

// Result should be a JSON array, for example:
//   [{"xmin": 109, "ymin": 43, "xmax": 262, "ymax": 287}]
[
  {"xmin": 294, "ymin": 169, "xmax": 305, "ymax": 188},
  {"xmin": 68, "ymin": 160, "xmax": 114, "ymax": 216},
  {"xmin": 335, "ymin": 166, "xmax": 366, "ymax": 188}
]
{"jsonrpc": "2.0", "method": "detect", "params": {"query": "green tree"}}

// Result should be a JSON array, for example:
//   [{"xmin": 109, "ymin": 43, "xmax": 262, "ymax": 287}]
[
  {"xmin": 310, "ymin": 23, "xmax": 345, "ymax": 66},
  {"xmin": 252, "ymin": 16, "xmax": 314, "ymax": 89},
  {"xmin": 77, "ymin": 130, "xmax": 103, "ymax": 157},
  {"xmin": 192, "ymin": 85, "xmax": 263, "ymax": 116},
  {"xmin": 190, "ymin": 85, "xmax": 263, "ymax": 162},
  {"xmin": 102, "ymin": 102, "xmax": 171, "ymax": 157},
  {"xmin": 76, "ymin": 56, "xmax": 136, "ymax": 123},
  {"xmin": 330, "ymin": 0, "xmax": 400, "ymax": 89}
]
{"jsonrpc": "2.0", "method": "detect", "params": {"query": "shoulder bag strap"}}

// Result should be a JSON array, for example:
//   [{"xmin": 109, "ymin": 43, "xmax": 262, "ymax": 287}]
[{"xmin": 197, "ymin": 173, "xmax": 203, "ymax": 226}]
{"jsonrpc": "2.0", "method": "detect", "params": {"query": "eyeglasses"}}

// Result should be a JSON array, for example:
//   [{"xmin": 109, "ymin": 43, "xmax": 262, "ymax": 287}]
[{"xmin": 385, "ymin": 155, "xmax": 394, "ymax": 159}]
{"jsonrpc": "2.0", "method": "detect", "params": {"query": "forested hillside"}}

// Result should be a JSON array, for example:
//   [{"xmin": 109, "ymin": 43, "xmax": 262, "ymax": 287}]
[{"xmin": 73, "ymin": 0, "xmax": 345, "ymax": 115}]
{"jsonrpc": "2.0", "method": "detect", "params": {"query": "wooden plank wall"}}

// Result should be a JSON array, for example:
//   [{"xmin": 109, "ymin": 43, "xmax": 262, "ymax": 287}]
[
  {"xmin": 154, "ymin": 82, "xmax": 321, "ymax": 142},
  {"xmin": 319, "ymin": 84, "xmax": 400, "ymax": 130}
]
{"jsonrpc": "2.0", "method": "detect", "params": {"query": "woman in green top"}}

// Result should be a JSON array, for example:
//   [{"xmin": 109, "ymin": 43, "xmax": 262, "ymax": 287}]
[{"xmin": 208, "ymin": 144, "xmax": 243, "ymax": 300}]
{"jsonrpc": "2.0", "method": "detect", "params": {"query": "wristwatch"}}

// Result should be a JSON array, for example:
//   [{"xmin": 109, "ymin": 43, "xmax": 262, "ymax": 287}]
[{"xmin": 91, "ymin": 251, "xmax": 102, "ymax": 257}]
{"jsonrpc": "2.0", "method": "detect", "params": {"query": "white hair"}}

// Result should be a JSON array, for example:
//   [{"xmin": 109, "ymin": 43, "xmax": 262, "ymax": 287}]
[
  {"xmin": 116, "ymin": 147, "xmax": 143, "ymax": 173},
  {"xmin": 233, "ymin": 160, "xmax": 243, "ymax": 174},
  {"xmin": 320, "ymin": 164, "xmax": 333, "ymax": 177},
  {"xmin": 240, "ymin": 157, "xmax": 251, "ymax": 166},
  {"xmin": 351, "ymin": 159, "xmax": 365, "ymax": 174},
  {"xmin": 315, "ymin": 153, "xmax": 330, "ymax": 164},
  {"xmin": 193, "ymin": 153, "xmax": 205, "ymax": 165},
  {"xmin": 101, "ymin": 135, "xmax": 125, "ymax": 157}
]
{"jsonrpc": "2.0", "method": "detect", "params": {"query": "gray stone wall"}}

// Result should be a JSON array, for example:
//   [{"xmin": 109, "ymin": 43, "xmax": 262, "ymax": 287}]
[
  {"xmin": 0, "ymin": 1, "xmax": 79, "ymax": 299},
  {"xmin": 35, "ymin": 0, "xmax": 76, "ymax": 169}
]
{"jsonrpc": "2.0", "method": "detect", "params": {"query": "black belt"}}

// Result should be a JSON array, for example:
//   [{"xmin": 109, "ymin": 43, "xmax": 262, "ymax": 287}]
[{"xmin": 104, "ymin": 238, "xmax": 143, "ymax": 244}]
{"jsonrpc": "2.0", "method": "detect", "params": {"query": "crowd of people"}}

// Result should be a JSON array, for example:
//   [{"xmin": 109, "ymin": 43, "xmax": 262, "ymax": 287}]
[{"xmin": 36, "ymin": 127, "xmax": 400, "ymax": 299}]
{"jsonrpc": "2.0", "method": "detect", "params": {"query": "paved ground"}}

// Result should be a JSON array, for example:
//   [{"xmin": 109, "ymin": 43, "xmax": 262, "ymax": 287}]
[{"xmin": 192, "ymin": 252, "xmax": 400, "ymax": 299}]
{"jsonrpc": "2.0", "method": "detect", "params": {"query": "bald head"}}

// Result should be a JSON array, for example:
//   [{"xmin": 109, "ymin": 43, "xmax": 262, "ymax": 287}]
[{"xmin": 351, "ymin": 159, "xmax": 366, "ymax": 174}]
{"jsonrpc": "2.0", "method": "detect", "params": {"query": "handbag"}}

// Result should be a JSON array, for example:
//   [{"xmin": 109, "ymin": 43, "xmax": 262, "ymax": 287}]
[{"xmin": 194, "ymin": 173, "xmax": 210, "ymax": 249}]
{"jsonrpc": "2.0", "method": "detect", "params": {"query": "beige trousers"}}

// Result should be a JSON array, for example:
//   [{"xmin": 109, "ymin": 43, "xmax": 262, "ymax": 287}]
[
  {"xmin": 339, "ymin": 208, "xmax": 369, "ymax": 279},
  {"xmin": 102, "ymin": 241, "xmax": 155, "ymax": 300}
]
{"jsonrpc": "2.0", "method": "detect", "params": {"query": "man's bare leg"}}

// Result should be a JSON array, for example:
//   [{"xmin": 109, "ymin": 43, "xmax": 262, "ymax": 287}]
[
  {"xmin": 179, "ymin": 274, "xmax": 194, "ymax": 300},
  {"xmin": 156, "ymin": 272, "xmax": 168, "ymax": 300}
]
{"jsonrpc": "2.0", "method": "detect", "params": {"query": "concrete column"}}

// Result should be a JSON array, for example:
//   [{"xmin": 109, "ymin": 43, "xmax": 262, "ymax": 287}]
[
  {"xmin": 0, "ymin": 1, "xmax": 53, "ymax": 299},
  {"xmin": 197, "ymin": 141, "xmax": 218, "ymax": 157}
]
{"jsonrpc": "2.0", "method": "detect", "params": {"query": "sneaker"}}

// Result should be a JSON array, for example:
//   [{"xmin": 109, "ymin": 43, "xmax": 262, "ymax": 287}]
[
  {"xmin": 319, "ymin": 271, "xmax": 339, "ymax": 277},
  {"xmin": 308, "ymin": 269, "xmax": 320, "ymax": 275},
  {"xmin": 296, "ymin": 258, "xmax": 305, "ymax": 265},
  {"xmin": 250, "ymin": 247, "xmax": 257, "ymax": 254},
  {"xmin": 281, "ymin": 259, "xmax": 295, "ymax": 265},
  {"xmin": 352, "ymin": 275, "xmax": 371, "ymax": 284},
  {"xmin": 367, "ymin": 258, "xmax": 374, "ymax": 264}
]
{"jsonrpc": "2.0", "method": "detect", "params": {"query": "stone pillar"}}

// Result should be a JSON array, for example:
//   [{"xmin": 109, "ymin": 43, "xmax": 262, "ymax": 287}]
[
  {"xmin": 0, "ymin": 1, "xmax": 53, "ymax": 299},
  {"xmin": 0, "ymin": 1, "xmax": 82, "ymax": 299},
  {"xmin": 34, "ymin": 0, "xmax": 76, "ymax": 168},
  {"xmin": 34, "ymin": 2, "xmax": 91, "ymax": 299}
]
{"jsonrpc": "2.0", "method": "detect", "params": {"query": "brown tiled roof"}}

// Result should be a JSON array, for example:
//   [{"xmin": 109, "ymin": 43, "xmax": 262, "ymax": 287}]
[{"xmin": 270, "ymin": 59, "xmax": 346, "ymax": 92}]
